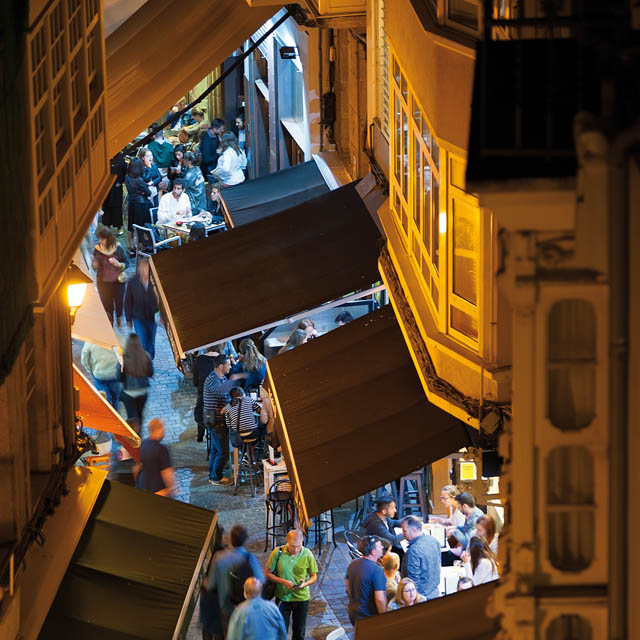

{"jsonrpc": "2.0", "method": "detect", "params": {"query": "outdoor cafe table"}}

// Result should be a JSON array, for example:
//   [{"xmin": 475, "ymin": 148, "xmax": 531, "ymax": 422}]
[{"xmin": 160, "ymin": 212, "xmax": 225, "ymax": 237}]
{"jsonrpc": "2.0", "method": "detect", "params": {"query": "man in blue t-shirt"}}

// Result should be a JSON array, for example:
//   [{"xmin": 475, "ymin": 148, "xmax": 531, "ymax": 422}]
[
  {"xmin": 345, "ymin": 536, "xmax": 387, "ymax": 625},
  {"xmin": 135, "ymin": 418, "xmax": 175, "ymax": 497}
]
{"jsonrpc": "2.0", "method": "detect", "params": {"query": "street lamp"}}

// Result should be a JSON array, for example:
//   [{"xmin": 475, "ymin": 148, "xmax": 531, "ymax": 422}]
[{"xmin": 67, "ymin": 263, "xmax": 92, "ymax": 324}]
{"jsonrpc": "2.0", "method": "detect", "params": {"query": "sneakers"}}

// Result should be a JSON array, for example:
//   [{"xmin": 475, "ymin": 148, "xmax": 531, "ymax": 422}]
[{"xmin": 209, "ymin": 477, "xmax": 233, "ymax": 487}]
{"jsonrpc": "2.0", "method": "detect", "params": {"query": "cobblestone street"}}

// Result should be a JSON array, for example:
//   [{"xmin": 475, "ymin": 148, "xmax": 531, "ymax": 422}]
[{"xmin": 73, "ymin": 282, "xmax": 356, "ymax": 639}]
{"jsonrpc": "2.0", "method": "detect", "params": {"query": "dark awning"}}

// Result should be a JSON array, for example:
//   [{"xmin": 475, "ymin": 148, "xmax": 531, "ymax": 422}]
[
  {"xmin": 151, "ymin": 181, "xmax": 382, "ymax": 362},
  {"xmin": 354, "ymin": 582, "xmax": 499, "ymax": 639},
  {"xmin": 39, "ymin": 480, "xmax": 217, "ymax": 639},
  {"xmin": 267, "ymin": 306, "xmax": 472, "ymax": 527},
  {"xmin": 222, "ymin": 160, "xmax": 330, "ymax": 228}
]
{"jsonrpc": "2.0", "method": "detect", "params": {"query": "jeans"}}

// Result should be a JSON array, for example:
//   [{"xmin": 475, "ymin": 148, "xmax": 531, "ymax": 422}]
[
  {"xmin": 133, "ymin": 318, "xmax": 157, "ymax": 360},
  {"xmin": 97, "ymin": 280, "xmax": 125, "ymax": 324},
  {"xmin": 278, "ymin": 599, "xmax": 309, "ymax": 640},
  {"xmin": 208, "ymin": 425, "xmax": 229, "ymax": 481},
  {"xmin": 93, "ymin": 377, "xmax": 121, "ymax": 409}
]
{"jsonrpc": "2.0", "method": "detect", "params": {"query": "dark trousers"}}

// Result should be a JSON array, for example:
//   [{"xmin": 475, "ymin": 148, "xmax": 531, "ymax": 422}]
[
  {"xmin": 208, "ymin": 425, "xmax": 228, "ymax": 481},
  {"xmin": 97, "ymin": 280, "xmax": 125, "ymax": 323},
  {"xmin": 133, "ymin": 318, "xmax": 157, "ymax": 360},
  {"xmin": 120, "ymin": 391, "xmax": 148, "ymax": 430},
  {"xmin": 278, "ymin": 599, "xmax": 309, "ymax": 640}
]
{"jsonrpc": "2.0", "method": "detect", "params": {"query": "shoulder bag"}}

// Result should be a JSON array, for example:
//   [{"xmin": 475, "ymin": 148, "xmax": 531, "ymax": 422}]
[{"xmin": 262, "ymin": 545, "xmax": 284, "ymax": 600}]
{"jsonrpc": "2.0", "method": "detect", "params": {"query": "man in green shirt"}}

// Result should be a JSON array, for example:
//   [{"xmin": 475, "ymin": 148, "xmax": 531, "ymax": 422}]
[{"xmin": 265, "ymin": 530, "xmax": 318, "ymax": 640}]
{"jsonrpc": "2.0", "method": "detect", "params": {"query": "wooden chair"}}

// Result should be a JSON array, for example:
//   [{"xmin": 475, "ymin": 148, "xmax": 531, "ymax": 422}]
[{"xmin": 83, "ymin": 452, "xmax": 111, "ymax": 473}]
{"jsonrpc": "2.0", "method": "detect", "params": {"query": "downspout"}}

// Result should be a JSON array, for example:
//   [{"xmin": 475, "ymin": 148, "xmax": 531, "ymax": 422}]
[{"xmin": 318, "ymin": 27, "xmax": 324, "ymax": 151}]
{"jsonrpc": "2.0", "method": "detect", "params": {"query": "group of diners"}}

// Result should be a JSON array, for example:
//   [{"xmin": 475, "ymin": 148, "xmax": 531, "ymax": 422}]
[{"xmin": 348, "ymin": 487, "xmax": 499, "ymax": 623}]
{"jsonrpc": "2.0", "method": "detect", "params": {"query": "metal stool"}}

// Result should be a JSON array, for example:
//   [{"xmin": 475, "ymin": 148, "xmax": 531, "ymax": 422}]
[
  {"xmin": 234, "ymin": 434, "xmax": 259, "ymax": 497},
  {"xmin": 398, "ymin": 470, "xmax": 428, "ymax": 520},
  {"xmin": 265, "ymin": 479, "xmax": 295, "ymax": 551},
  {"xmin": 309, "ymin": 509, "xmax": 336, "ymax": 553}
]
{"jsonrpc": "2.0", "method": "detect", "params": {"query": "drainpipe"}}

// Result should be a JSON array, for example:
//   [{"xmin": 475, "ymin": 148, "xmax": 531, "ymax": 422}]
[{"xmin": 318, "ymin": 27, "xmax": 324, "ymax": 152}]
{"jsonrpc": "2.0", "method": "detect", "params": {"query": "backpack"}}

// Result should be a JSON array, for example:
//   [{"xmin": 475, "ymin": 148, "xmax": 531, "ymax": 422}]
[{"xmin": 228, "ymin": 552, "xmax": 254, "ymax": 605}]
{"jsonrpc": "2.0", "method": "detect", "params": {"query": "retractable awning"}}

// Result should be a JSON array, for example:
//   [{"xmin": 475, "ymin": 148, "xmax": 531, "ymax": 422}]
[
  {"xmin": 267, "ymin": 306, "xmax": 472, "ymax": 528},
  {"xmin": 73, "ymin": 364, "xmax": 141, "ymax": 461},
  {"xmin": 39, "ymin": 480, "xmax": 217, "ymax": 639},
  {"xmin": 222, "ymin": 159, "xmax": 330, "ymax": 228},
  {"xmin": 151, "ymin": 181, "xmax": 383, "ymax": 363},
  {"xmin": 354, "ymin": 582, "xmax": 499, "ymax": 639},
  {"xmin": 71, "ymin": 250, "xmax": 121, "ymax": 352},
  {"xmin": 106, "ymin": 1, "xmax": 275, "ymax": 157}
]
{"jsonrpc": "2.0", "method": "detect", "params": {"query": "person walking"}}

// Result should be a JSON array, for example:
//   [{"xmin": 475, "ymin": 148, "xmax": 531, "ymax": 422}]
[
  {"xmin": 92, "ymin": 225, "xmax": 129, "ymax": 326},
  {"xmin": 345, "ymin": 536, "xmax": 387, "ymax": 625},
  {"xmin": 80, "ymin": 341, "xmax": 121, "ymax": 409},
  {"xmin": 134, "ymin": 418, "xmax": 175, "ymax": 497},
  {"xmin": 204, "ymin": 524, "xmax": 265, "ymax": 634},
  {"xmin": 226, "ymin": 577, "xmax": 286, "ymax": 640},
  {"xmin": 265, "ymin": 530, "xmax": 317, "ymax": 640},
  {"xmin": 124, "ymin": 258, "xmax": 158, "ymax": 359},
  {"xmin": 120, "ymin": 333, "xmax": 153, "ymax": 435}
]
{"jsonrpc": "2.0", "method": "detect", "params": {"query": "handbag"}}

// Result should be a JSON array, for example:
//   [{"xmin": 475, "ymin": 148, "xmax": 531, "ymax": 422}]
[
  {"xmin": 262, "ymin": 546, "xmax": 284, "ymax": 600},
  {"xmin": 117, "ymin": 270, "xmax": 128, "ymax": 283}
]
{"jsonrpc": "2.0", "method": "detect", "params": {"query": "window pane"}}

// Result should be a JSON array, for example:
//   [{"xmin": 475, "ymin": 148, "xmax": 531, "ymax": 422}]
[
  {"xmin": 432, "ymin": 178, "xmax": 439, "ymax": 270},
  {"xmin": 547, "ymin": 510, "xmax": 594, "ymax": 571},
  {"xmin": 432, "ymin": 136, "xmax": 440, "ymax": 172},
  {"xmin": 394, "ymin": 95, "xmax": 402, "ymax": 183},
  {"xmin": 452, "ymin": 198, "xmax": 479, "ymax": 305},
  {"xmin": 400, "ymin": 72, "xmax": 408, "ymax": 102},
  {"xmin": 402, "ymin": 110, "xmax": 409, "ymax": 198},
  {"xmin": 421, "ymin": 114, "xmax": 431, "ymax": 150},
  {"xmin": 431, "ymin": 276, "xmax": 439, "ymax": 312},
  {"xmin": 411, "ymin": 95, "xmax": 421, "ymax": 129},
  {"xmin": 393, "ymin": 57, "xmax": 400, "ymax": 87},
  {"xmin": 422, "ymin": 153, "xmax": 432, "ymax": 254},
  {"xmin": 451, "ymin": 307, "xmax": 478, "ymax": 340},
  {"xmin": 448, "ymin": 0, "xmax": 479, "ymax": 29},
  {"xmin": 549, "ymin": 300, "xmax": 596, "ymax": 361},
  {"xmin": 547, "ymin": 615, "xmax": 592, "ymax": 640},
  {"xmin": 413, "ymin": 135, "xmax": 421, "ymax": 226},
  {"xmin": 548, "ymin": 366, "xmax": 595, "ymax": 430},
  {"xmin": 547, "ymin": 447, "xmax": 594, "ymax": 505}
]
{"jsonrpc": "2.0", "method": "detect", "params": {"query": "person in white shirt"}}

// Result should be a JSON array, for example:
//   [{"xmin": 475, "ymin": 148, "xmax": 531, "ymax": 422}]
[
  {"xmin": 429, "ymin": 485, "xmax": 466, "ymax": 528},
  {"xmin": 475, "ymin": 514, "xmax": 499, "ymax": 555},
  {"xmin": 156, "ymin": 178, "xmax": 191, "ymax": 225},
  {"xmin": 210, "ymin": 132, "xmax": 247, "ymax": 186},
  {"xmin": 462, "ymin": 536, "xmax": 499, "ymax": 586}
]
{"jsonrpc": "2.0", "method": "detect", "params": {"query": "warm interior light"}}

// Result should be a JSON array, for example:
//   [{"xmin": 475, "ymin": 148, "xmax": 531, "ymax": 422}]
[
  {"xmin": 67, "ymin": 283, "xmax": 88, "ymax": 309},
  {"xmin": 439, "ymin": 212, "xmax": 447, "ymax": 234}
]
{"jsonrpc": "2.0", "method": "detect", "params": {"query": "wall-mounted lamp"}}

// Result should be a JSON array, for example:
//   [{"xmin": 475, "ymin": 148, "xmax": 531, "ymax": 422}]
[
  {"xmin": 439, "ymin": 211, "xmax": 447, "ymax": 234},
  {"xmin": 67, "ymin": 264, "xmax": 92, "ymax": 324},
  {"xmin": 280, "ymin": 46, "xmax": 298, "ymax": 60}
]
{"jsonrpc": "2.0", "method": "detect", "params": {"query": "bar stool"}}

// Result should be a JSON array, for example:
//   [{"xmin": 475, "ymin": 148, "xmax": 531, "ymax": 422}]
[
  {"xmin": 398, "ymin": 470, "xmax": 428, "ymax": 520},
  {"xmin": 233, "ymin": 433, "xmax": 260, "ymax": 497},
  {"xmin": 308, "ymin": 509, "xmax": 336, "ymax": 553},
  {"xmin": 265, "ymin": 479, "xmax": 295, "ymax": 551}
]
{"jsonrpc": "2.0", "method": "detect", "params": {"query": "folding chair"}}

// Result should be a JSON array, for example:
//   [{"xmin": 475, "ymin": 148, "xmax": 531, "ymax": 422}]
[{"xmin": 133, "ymin": 224, "xmax": 181, "ymax": 261}]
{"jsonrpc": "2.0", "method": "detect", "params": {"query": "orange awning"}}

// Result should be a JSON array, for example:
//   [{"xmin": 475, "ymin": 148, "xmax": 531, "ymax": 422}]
[
  {"xmin": 73, "ymin": 364, "xmax": 141, "ymax": 461},
  {"xmin": 105, "ymin": 0, "xmax": 275, "ymax": 156}
]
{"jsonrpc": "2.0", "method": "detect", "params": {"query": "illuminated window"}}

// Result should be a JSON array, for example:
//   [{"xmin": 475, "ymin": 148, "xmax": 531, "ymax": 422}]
[
  {"xmin": 546, "ymin": 447, "xmax": 594, "ymax": 571},
  {"xmin": 547, "ymin": 615, "xmax": 592, "ymax": 640},
  {"xmin": 547, "ymin": 299, "xmax": 596, "ymax": 430}
]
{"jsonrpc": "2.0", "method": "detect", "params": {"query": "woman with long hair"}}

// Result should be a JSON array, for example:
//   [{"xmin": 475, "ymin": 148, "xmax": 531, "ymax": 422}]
[
  {"xmin": 475, "ymin": 514, "xmax": 499, "ymax": 554},
  {"xmin": 387, "ymin": 578, "xmax": 426, "ymax": 610},
  {"xmin": 125, "ymin": 157, "xmax": 152, "ymax": 257},
  {"xmin": 297, "ymin": 318, "xmax": 319, "ymax": 339},
  {"xmin": 210, "ymin": 132, "xmax": 247, "ymax": 186},
  {"xmin": 278, "ymin": 329, "xmax": 308, "ymax": 355},
  {"xmin": 138, "ymin": 147, "xmax": 163, "ymax": 206},
  {"xmin": 92, "ymin": 225, "xmax": 129, "ymax": 326},
  {"xmin": 120, "ymin": 333, "xmax": 153, "ymax": 434},
  {"xmin": 183, "ymin": 151, "xmax": 206, "ymax": 213},
  {"xmin": 237, "ymin": 338, "xmax": 267, "ymax": 388},
  {"xmin": 462, "ymin": 536, "xmax": 499, "ymax": 586},
  {"xmin": 167, "ymin": 144, "xmax": 187, "ymax": 186}
]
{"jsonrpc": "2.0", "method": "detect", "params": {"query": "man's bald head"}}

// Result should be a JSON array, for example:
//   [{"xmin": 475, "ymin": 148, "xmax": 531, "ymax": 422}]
[
  {"xmin": 286, "ymin": 529, "xmax": 303, "ymax": 556},
  {"xmin": 244, "ymin": 577, "xmax": 262, "ymax": 599},
  {"xmin": 148, "ymin": 418, "xmax": 164, "ymax": 439}
]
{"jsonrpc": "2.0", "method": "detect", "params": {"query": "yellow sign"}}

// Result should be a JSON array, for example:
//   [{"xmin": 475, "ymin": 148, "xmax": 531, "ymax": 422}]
[{"xmin": 459, "ymin": 461, "xmax": 477, "ymax": 481}]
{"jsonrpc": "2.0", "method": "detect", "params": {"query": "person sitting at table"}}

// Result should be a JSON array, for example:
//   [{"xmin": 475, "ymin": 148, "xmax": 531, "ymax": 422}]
[
  {"xmin": 235, "ymin": 338, "xmax": 267, "ymax": 389},
  {"xmin": 335, "ymin": 311, "xmax": 354, "ymax": 326},
  {"xmin": 381, "ymin": 552, "xmax": 401, "ymax": 603},
  {"xmin": 462, "ymin": 536, "xmax": 499, "ymax": 586},
  {"xmin": 210, "ymin": 132, "xmax": 247, "ymax": 187},
  {"xmin": 279, "ymin": 329, "xmax": 308, "ymax": 355},
  {"xmin": 362, "ymin": 496, "xmax": 404, "ymax": 555},
  {"xmin": 223, "ymin": 386, "xmax": 263, "ymax": 441},
  {"xmin": 189, "ymin": 221, "xmax": 206, "ymax": 243},
  {"xmin": 156, "ymin": 178, "xmax": 191, "ymax": 225},
  {"xmin": 183, "ymin": 151, "xmax": 206, "ymax": 213},
  {"xmin": 386, "ymin": 577, "xmax": 426, "ymax": 611},
  {"xmin": 400, "ymin": 515, "xmax": 441, "ymax": 601},
  {"xmin": 297, "ymin": 318, "xmax": 319, "ymax": 340},
  {"xmin": 475, "ymin": 514, "xmax": 499, "ymax": 555},
  {"xmin": 430, "ymin": 484, "xmax": 466, "ymax": 528},
  {"xmin": 446, "ymin": 492, "xmax": 484, "ymax": 553}
]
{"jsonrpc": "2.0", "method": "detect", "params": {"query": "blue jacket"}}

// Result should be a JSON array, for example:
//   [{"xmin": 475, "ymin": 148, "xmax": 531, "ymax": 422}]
[
  {"xmin": 124, "ymin": 276, "xmax": 158, "ymax": 325},
  {"xmin": 401, "ymin": 533, "xmax": 441, "ymax": 600},
  {"xmin": 227, "ymin": 597, "xmax": 286, "ymax": 640},
  {"xmin": 452, "ymin": 506, "xmax": 484, "ymax": 549}
]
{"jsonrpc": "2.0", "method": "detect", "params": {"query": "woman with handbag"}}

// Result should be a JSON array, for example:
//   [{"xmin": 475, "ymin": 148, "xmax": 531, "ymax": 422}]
[
  {"xmin": 92, "ymin": 225, "xmax": 129, "ymax": 326},
  {"xmin": 120, "ymin": 333, "xmax": 153, "ymax": 434}
]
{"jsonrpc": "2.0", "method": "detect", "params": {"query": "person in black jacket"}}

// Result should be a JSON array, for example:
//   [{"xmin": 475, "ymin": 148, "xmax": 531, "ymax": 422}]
[
  {"xmin": 362, "ymin": 496, "xmax": 404, "ymax": 557},
  {"xmin": 124, "ymin": 258, "xmax": 158, "ymax": 359},
  {"xmin": 200, "ymin": 118, "xmax": 225, "ymax": 180},
  {"xmin": 101, "ymin": 152, "xmax": 126, "ymax": 233},
  {"xmin": 192, "ymin": 348, "xmax": 218, "ymax": 442},
  {"xmin": 125, "ymin": 158, "xmax": 152, "ymax": 257}
]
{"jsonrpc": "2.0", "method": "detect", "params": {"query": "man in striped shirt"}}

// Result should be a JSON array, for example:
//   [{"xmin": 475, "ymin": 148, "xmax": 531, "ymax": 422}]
[{"xmin": 203, "ymin": 354, "xmax": 246, "ymax": 486}]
